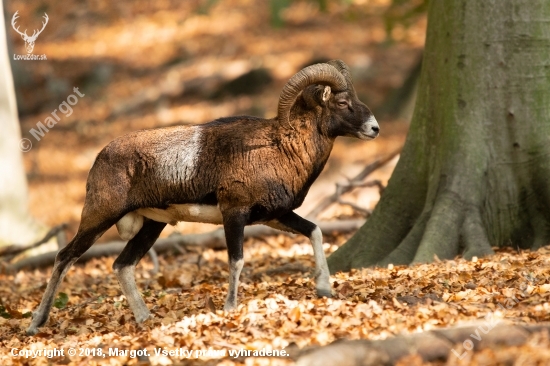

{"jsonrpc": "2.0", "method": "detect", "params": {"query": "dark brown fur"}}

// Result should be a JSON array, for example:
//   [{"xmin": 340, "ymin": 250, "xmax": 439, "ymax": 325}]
[{"xmin": 86, "ymin": 94, "xmax": 345, "ymax": 226}]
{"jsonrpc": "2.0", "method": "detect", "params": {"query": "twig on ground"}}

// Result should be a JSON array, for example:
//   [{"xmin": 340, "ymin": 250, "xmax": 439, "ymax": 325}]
[
  {"xmin": 143, "ymin": 248, "xmax": 160, "ymax": 290},
  {"xmin": 336, "ymin": 198, "xmax": 372, "ymax": 216},
  {"xmin": 56, "ymin": 229, "xmax": 68, "ymax": 249},
  {"xmin": 196, "ymin": 250, "xmax": 204, "ymax": 271},
  {"xmin": 171, "ymin": 242, "xmax": 186, "ymax": 255},
  {"xmin": 0, "ymin": 223, "xmax": 67, "ymax": 258},
  {"xmin": 252, "ymin": 262, "xmax": 309, "ymax": 279},
  {"xmin": 147, "ymin": 249, "xmax": 159, "ymax": 276},
  {"xmin": 12, "ymin": 220, "xmax": 365, "ymax": 272},
  {"xmin": 306, "ymin": 149, "xmax": 401, "ymax": 220},
  {"xmin": 333, "ymin": 180, "xmax": 383, "ymax": 217},
  {"xmin": 344, "ymin": 179, "xmax": 385, "ymax": 194}
]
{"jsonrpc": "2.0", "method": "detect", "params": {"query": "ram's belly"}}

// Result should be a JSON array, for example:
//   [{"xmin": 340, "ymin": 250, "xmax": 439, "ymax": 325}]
[
  {"xmin": 116, "ymin": 204, "xmax": 223, "ymax": 241},
  {"xmin": 138, "ymin": 204, "xmax": 223, "ymax": 225}
]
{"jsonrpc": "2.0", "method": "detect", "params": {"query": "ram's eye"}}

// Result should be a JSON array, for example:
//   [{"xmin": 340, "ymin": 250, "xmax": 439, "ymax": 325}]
[{"xmin": 337, "ymin": 100, "xmax": 348, "ymax": 108}]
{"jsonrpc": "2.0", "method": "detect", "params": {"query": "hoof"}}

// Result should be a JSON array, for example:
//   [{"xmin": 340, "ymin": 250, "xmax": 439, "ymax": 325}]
[
  {"xmin": 135, "ymin": 312, "xmax": 152, "ymax": 324},
  {"xmin": 223, "ymin": 303, "xmax": 237, "ymax": 312},
  {"xmin": 26, "ymin": 312, "xmax": 47, "ymax": 336},
  {"xmin": 316, "ymin": 288, "xmax": 333, "ymax": 298},
  {"xmin": 26, "ymin": 327, "xmax": 39, "ymax": 336}
]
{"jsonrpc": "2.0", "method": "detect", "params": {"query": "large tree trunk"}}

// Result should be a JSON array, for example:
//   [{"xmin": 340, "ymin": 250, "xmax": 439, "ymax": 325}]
[
  {"xmin": 328, "ymin": 0, "xmax": 550, "ymax": 272},
  {"xmin": 0, "ymin": 1, "xmax": 43, "ymax": 246}
]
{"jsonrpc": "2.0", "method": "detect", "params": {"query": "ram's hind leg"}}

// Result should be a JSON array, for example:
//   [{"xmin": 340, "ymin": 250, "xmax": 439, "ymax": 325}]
[
  {"xmin": 269, "ymin": 212, "xmax": 332, "ymax": 298},
  {"xmin": 113, "ymin": 219, "xmax": 166, "ymax": 323},
  {"xmin": 221, "ymin": 208, "xmax": 249, "ymax": 311},
  {"xmin": 26, "ymin": 219, "xmax": 113, "ymax": 335}
]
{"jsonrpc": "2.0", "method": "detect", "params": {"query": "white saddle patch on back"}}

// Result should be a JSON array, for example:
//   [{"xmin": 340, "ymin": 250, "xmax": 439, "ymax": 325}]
[{"xmin": 116, "ymin": 204, "xmax": 223, "ymax": 241}]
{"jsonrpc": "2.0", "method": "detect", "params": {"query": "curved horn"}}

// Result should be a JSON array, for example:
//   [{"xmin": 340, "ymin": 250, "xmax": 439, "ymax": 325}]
[
  {"xmin": 326, "ymin": 59, "xmax": 353, "ymax": 88},
  {"xmin": 278, "ymin": 63, "xmax": 347, "ymax": 128}
]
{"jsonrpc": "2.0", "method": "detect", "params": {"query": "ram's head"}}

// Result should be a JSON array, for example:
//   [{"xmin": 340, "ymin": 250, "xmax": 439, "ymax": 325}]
[{"xmin": 277, "ymin": 60, "xmax": 379, "ymax": 140}]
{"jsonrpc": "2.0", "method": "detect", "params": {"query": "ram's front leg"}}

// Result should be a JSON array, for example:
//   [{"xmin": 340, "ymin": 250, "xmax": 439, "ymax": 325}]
[
  {"xmin": 221, "ymin": 208, "xmax": 249, "ymax": 311},
  {"xmin": 274, "ymin": 212, "xmax": 332, "ymax": 297},
  {"xmin": 309, "ymin": 226, "xmax": 331, "ymax": 297}
]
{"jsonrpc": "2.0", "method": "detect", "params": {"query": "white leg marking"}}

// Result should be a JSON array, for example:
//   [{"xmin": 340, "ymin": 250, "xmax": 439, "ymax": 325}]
[
  {"xmin": 116, "ymin": 212, "xmax": 144, "ymax": 241},
  {"xmin": 114, "ymin": 266, "xmax": 150, "ymax": 323},
  {"xmin": 310, "ymin": 226, "xmax": 331, "ymax": 297},
  {"xmin": 224, "ymin": 258, "xmax": 244, "ymax": 311}
]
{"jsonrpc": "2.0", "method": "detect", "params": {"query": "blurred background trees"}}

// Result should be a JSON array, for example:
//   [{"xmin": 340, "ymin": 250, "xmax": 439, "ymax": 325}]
[
  {"xmin": 4, "ymin": 0, "xmax": 424, "ymax": 247},
  {"xmin": 0, "ymin": 0, "xmax": 44, "ymax": 247}
]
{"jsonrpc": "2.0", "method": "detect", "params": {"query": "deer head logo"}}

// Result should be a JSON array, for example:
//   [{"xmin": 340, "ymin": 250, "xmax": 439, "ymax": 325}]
[{"xmin": 11, "ymin": 11, "xmax": 49, "ymax": 54}]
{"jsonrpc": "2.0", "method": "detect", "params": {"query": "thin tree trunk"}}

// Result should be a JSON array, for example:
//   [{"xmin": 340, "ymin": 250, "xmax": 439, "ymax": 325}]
[
  {"xmin": 0, "ymin": 1, "xmax": 44, "ymax": 246},
  {"xmin": 328, "ymin": 0, "xmax": 550, "ymax": 272}
]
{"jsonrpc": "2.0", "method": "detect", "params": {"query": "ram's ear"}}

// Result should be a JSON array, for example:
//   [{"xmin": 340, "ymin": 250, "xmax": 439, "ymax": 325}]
[{"xmin": 322, "ymin": 86, "xmax": 331, "ymax": 103}]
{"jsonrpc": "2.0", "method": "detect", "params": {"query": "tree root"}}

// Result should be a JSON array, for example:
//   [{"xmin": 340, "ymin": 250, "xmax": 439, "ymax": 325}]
[
  {"xmin": 377, "ymin": 211, "xmax": 430, "ymax": 267},
  {"xmin": 462, "ymin": 208, "xmax": 494, "ymax": 259},
  {"xmin": 375, "ymin": 191, "xmax": 504, "ymax": 266},
  {"xmin": 412, "ymin": 192, "xmax": 465, "ymax": 263},
  {"xmin": 290, "ymin": 322, "xmax": 549, "ymax": 366},
  {"xmin": 357, "ymin": 188, "xmax": 503, "ymax": 267},
  {"xmin": 527, "ymin": 202, "xmax": 550, "ymax": 251}
]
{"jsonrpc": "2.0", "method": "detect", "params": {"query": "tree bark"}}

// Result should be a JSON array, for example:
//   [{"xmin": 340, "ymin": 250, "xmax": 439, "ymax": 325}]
[
  {"xmin": 0, "ymin": 1, "xmax": 44, "ymax": 246},
  {"xmin": 328, "ymin": 0, "xmax": 550, "ymax": 272}
]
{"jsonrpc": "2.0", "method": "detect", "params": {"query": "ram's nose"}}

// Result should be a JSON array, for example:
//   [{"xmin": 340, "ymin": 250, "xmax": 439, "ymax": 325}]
[{"xmin": 360, "ymin": 115, "xmax": 379, "ymax": 140}]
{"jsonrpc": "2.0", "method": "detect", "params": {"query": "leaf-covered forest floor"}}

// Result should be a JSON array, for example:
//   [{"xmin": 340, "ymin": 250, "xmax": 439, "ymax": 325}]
[
  {"xmin": 2, "ymin": 239, "xmax": 550, "ymax": 365},
  {"xmin": 3, "ymin": 0, "xmax": 550, "ymax": 364}
]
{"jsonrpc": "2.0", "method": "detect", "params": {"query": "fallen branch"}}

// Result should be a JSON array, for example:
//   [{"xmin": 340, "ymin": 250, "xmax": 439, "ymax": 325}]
[
  {"xmin": 344, "ymin": 179, "xmax": 386, "ymax": 193},
  {"xmin": 336, "ymin": 198, "xmax": 372, "ymax": 216},
  {"xmin": 147, "ymin": 249, "xmax": 159, "ymax": 275},
  {"xmin": 289, "ymin": 322, "xmax": 550, "ymax": 365},
  {"xmin": 11, "ymin": 220, "xmax": 364, "ymax": 272},
  {"xmin": 0, "ymin": 223, "xmax": 67, "ymax": 258},
  {"xmin": 307, "ymin": 148, "xmax": 401, "ymax": 220},
  {"xmin": 252, "ymin": 262, "xmax": 309, "ymax": 279},
  {"xmin": 335, "ymin": 180, "xmax": 385, "ymax": 216}
]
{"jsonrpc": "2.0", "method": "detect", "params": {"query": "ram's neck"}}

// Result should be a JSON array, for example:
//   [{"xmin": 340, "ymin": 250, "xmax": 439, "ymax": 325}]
[{"xmin": 277, "ymin": 116, "xmax": 335, "ymax": 206}]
